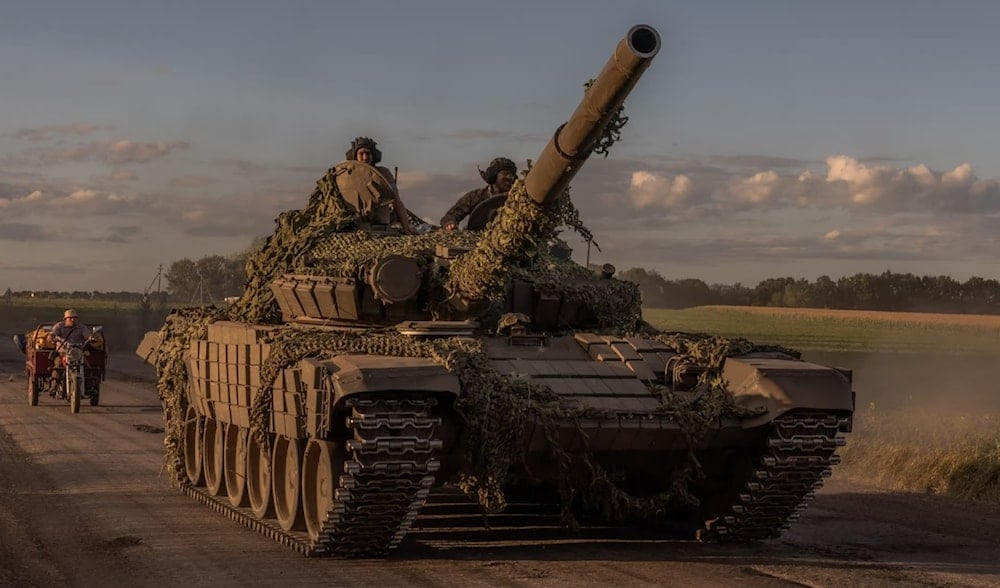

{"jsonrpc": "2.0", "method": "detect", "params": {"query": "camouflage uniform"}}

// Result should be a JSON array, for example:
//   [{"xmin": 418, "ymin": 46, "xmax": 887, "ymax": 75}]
[
  {"xmin": 440, "ymin": 186, "xmax": 496, "ymax": 228},
  {"xmin": 440, "ymin": 157, "xmax": 517, "ymax": 228}
]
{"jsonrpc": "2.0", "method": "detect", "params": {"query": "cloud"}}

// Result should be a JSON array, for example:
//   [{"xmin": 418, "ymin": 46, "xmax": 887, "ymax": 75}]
[
  {"xmin": 0, "ymin": 222, "xmax": 50, "ymax": 241},
  {"xmin": 605, "ymin": 155, "xmax": 1000, "ymax": 216},
  {"xmin": 168, "ymin": 187, "xmax": 305, "ymax": 237},
  {"xmin": 220, "ymin": 159, "xmax": 317, "ymax": 177},
  {"xmin": 728, "ymin": 170, "xmax": 781, "ymax": 203},
  {"xmin": 0, "ymin": 185, "xmax": 141, "ymax": 218},
  {"xmin": 103, "ymin": 169, "xmax": 138, "ymax": 182},
  {"xmin": 627, "ymin": 171, "xmax": 692, "ymax": 208},
  {"xmin": 97, "ymin": 225, "xmax": 144, "ymax": 243},
  {"xmin": 34, "ymin": 139, "xmax": 189, "ymax": 165},
  {"xmin": 816, "ymin": 156, "xmax": 1000, "ymax": 212},
  {"xmin": 9, "ymin": 123, "xmax": 110, "ymax": 142}
]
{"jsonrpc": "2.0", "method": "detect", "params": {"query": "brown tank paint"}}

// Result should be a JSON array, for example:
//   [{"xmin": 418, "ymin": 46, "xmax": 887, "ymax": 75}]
[{"xmin": 138, "ymin": 23, "xmax": 854, "ymax": 556}]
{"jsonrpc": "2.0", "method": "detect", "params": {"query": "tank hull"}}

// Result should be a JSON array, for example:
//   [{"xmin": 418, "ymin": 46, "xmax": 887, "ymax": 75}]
[{"xmin": 154, "ymin": 323, "xmax": 851, "ymax": 554}]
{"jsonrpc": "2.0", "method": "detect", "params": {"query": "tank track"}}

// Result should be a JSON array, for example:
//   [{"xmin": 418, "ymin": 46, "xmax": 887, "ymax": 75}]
[
  {"xmin": 183, "ymin": 393, "xmax": 441, "ymax": 557},
  {"xmin": 699, "ymin": 410, "xmax": 850, "ymax": 541}
]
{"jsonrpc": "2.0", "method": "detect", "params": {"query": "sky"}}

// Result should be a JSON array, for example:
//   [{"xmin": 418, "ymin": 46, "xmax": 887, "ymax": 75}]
[{"xmin": 2, "ymin": 0, "xmax": 999, "ymax": 292}]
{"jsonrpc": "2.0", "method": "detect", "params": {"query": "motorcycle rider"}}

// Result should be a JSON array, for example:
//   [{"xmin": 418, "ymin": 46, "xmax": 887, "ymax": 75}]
[{"xmin": 50, "ymin": 309, "xmax": 92, "ymax": 397}]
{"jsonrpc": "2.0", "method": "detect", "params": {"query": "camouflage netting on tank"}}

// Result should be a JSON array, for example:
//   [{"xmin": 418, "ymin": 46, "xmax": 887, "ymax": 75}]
[
  {"xmin": 446, "ymin": 180, "xmax": 567, "ymax": 304},
  {"xmin": 153, "ymin": 306, "xmax": 229, "ymax": 485},
  {"xmin": 541, "ymin": 332, "xmax": 801, "ymax": 524},
  {"xmin": 304, "ymin": 231, "xmax": 480, "ymax": 277},
  {"xmin": 245, "ymin": 325, "xmax": 559, "ymax": 513},
  {"xmin": 227, "ymin": 167, "xmax": 360, "ymax": 324},
  {"xmin": 153, "ymin": 306, "xmax": 805, "ymax": 521},
  {"xmin": 584, "ymin": 77, "xmax": 629, "ymax": 157},
  {"xmin": 511, "ymin": 253, "xmax": 642, "ymax": 331}
]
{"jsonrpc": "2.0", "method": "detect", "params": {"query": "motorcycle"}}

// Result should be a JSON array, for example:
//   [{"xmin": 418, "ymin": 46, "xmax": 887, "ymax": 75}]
[{"xmin": 51, "ymin": 326, "xmax": 104, "ymax": 413}]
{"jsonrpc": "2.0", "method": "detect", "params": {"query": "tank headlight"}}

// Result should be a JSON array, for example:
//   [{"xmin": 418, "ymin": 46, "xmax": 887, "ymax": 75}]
[{"xmin": 367, "ymin": 255, "xmax": 422, "ymax": 304}]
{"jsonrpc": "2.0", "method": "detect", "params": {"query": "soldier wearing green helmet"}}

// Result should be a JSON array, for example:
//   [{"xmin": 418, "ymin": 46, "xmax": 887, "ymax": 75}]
[{"xmin": 440, "ymin": 157, "xmax": 518, "ymax": 231}]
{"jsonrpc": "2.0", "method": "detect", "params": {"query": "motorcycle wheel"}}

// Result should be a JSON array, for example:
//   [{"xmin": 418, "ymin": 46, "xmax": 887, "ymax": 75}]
[
  {"xmin": 28, "ymin": 378, "xmax": 38, "ymax": 406},
  {"xmin": 69, "ymin": 375, "xmax": 80, "ymax": 414}
]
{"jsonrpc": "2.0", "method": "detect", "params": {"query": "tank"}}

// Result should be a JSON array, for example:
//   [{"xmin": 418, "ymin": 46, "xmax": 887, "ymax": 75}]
[{"xmin": 138, "ymin": 23, "xmax": 853, "ymax": 557}]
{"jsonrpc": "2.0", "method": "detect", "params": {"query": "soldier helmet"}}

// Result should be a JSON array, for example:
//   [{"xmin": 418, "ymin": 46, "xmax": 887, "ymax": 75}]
[
  {"xmin": 346, "ymin": 136, "xmax": 382, "ymax": 165},
  {"xmin": 64, "ymin": 309, "xmax": 79, "ymax": 318},
  {"xmin": 478, "ymin": 157, "xmax": 517, "ymax": 184}
]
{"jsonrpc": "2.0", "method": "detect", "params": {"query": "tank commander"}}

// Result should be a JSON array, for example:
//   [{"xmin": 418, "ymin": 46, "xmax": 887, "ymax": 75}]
[
  {"xmin": 345, "ymin": 136, "xmax": 416, "ymax": 234},
  {"xmin": 440, "ymin": 157, "xmax": 517, "ymax": 231}
]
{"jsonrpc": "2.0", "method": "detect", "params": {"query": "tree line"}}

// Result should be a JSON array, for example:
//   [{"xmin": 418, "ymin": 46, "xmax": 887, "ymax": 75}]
[
  {"xmin": 160, "ymin": 237, "xmax": 265, "ymax": 304},
  {"xmin": 163, "ymin": 261, "xmax": 1000, "ymax": 313},
  {"xmin": 619, "ymin": 268, "xmax": 1000, "ymax": 314},
  {"xmin": 14, "ymin": 260, "xmax": 998, "ymax": 315}
]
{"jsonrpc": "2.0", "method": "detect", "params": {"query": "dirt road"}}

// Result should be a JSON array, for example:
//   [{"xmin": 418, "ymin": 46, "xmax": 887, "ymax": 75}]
[{"xmin": 0, "ymin": 350, "xmax": 998, "ymax": 587}]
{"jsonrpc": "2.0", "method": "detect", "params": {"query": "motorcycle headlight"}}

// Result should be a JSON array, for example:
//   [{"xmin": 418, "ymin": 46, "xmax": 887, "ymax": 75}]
[{"xmin": 67, "ymin": 347, "xmax": 84, "ymax": 362}]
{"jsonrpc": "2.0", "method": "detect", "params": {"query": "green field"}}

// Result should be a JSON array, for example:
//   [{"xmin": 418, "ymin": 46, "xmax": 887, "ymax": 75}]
[
  {"xmin": 644, "ymin": 306, "xmax": 1000, "ymax": 355},
  {"xmin": 1, "ymin": 298, "xmax": 173, "ymax": 352}
]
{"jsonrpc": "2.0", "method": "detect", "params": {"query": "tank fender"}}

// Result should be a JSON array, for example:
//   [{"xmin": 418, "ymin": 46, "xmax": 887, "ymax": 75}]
[
  {"xmin": 328, "ymin": 354, "xmax": 460, "ymax": 410},
  {"xmin": 135, "ymin": 330, "xmax": 162, "ymax": 365},
  {"xmin": 722, "ymin": 356, "xmax": 854, "ymax": 429}
]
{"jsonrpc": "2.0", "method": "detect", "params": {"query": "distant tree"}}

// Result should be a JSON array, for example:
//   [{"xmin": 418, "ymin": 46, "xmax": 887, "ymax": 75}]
[
  {"xmin": 165, "ymin": 251, "xmax": 249, "ymax": 304},
  {"xmin": 779, "ymin": 279, "xmax": 814, "ymax": 308},
  {"xmin": 710, "ymin": 282, "xmax": 752, "ymax": 306},
  {"xmin": 165, "ymin": 258, "xmax": 200, "ymax": 301},
  {"xmin": 811, "ymin": 275, "xmax": 839, "ymax": 308},
  {"xmin": 752, "ymin": 277, "xmax": 795, "ymax": 306},
  {"xmin": 618, "ymin": 267, "xmax": 671, "ymax": 307}
]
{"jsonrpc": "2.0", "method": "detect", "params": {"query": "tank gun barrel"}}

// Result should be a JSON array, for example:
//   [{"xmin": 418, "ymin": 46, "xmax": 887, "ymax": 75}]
[
  {"xmin": 445, "ymin": 25, "xmax": 661, "ymax": 309},
  {"xmin": 524, "ymin": 24, "xmax": 660, "ymax": 206}
]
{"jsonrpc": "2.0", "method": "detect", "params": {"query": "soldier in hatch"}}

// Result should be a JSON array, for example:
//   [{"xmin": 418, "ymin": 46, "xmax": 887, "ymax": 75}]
[
  {"xmin": 345, "ymin": 136, "xmax": 416, "ymax": 234},
  {"xmin": 440, "ymin": 157, "xmax": 517, "ymax": 231}
]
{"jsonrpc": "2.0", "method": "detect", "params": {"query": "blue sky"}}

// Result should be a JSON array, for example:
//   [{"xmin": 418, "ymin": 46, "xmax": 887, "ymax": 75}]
[{"xmin": 2, "ymin": 0, "xmax": 999, "ymax": 291}]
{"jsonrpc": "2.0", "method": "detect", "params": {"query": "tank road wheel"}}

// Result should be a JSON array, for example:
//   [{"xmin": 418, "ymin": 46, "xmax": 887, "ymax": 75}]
[
  {"xmin": 302, "ymin": 439, "xmax": 346, "ymax": 541},
  {"xmin": 272, "ymin": 436, "xmax": 304, "ymax": 531},
  {"xmin": 203, "ymin": 419, "xmax": 226, "ymax": 496},
  {"xmin": 225, "ymin": 425, "xmax": 249, "ymax": 507},
  {"xmin": 183, "ymin": 405, "xmax": 205, "ymax": 486},
  {"xmin": 247, "ymin": 433, "xmax": 273, "ymax": 518},
  {"xmin": 27, "ymin": 378, "xmax": 39, "ymax": 406}
]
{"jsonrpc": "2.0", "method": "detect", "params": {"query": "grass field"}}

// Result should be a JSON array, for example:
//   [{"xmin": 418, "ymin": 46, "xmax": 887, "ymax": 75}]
[
  {"xmin": 644, "ymin": 305, "xmax": 1000, "ymax": 354},
  {"xmin": 646, "ymin": 305, "xmax": 1000, "ymax": 503},
  {"xmin": 1, "ymin": 298, "xmax": 172, "ymax": 352},
  {"xmin": 840, "ymin": 407, "xmax": 1000, "ymax": 502}
]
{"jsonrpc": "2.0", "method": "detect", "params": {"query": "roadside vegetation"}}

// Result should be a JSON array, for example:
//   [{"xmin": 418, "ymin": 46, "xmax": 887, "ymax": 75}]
[
  {"xmin": 841, "ymin": 407, "xmax": 1000, "ymax": 502},
  {"xmin": 645, "ymin": 305, "xmax": 1000, "ymax": 504}
]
